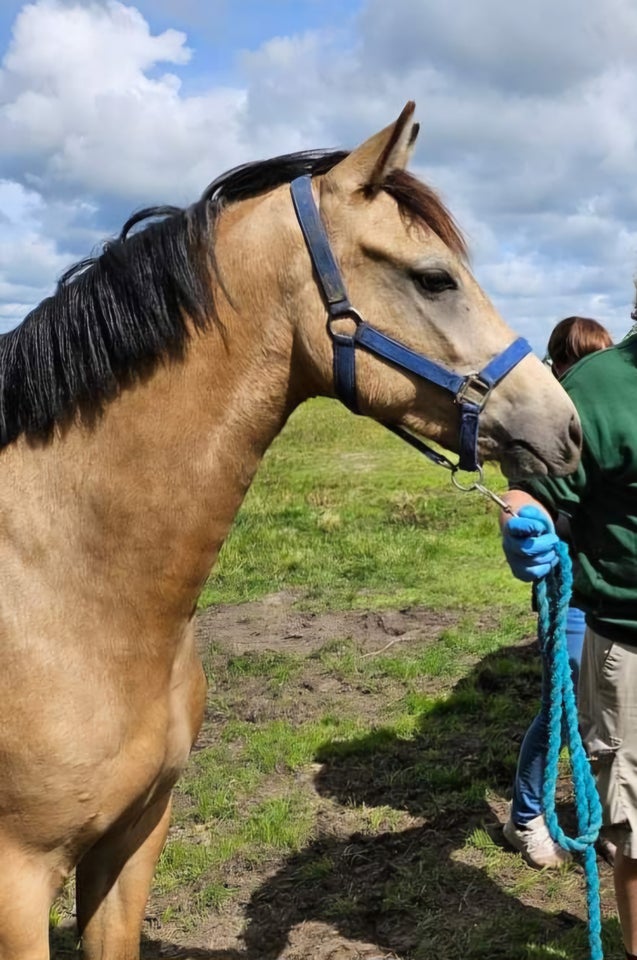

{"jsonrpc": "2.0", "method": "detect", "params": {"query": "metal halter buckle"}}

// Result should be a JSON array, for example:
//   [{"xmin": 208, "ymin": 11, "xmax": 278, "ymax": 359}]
[{"xmin": 455, "ymin": 374, "xmax": 493, "ymax": 409}]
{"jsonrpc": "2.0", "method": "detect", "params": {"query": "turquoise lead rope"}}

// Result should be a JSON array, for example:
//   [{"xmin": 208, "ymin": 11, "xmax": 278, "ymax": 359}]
[
  {"xmin": 535, "ymin": 540, "xmax": 604, "ymax": 960},
  {"xmin": 431, "ymin": 471, "xmax": 604, "ymax": 955}
]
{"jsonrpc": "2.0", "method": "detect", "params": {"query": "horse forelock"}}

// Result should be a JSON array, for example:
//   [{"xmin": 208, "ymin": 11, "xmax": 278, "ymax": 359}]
[{"xmin": 381, "ymin": 170, "xmax": 468, "ymax": 262}]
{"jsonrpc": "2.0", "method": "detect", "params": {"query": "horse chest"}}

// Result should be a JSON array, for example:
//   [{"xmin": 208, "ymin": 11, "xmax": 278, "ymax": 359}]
[{"xmin": 0, "ymin": 637, "xmax": 206, "ymax": 857}]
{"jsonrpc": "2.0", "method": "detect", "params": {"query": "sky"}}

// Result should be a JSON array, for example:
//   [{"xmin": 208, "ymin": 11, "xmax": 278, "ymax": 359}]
[{"xmin": 2, "ymin": 0, "xmax": 637, "ymax": 352}]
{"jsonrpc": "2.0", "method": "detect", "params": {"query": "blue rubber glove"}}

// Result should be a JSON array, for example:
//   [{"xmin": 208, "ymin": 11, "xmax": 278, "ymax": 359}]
[{"xmin": 502, "ymin": 505, "xmax": 559, "ymax": 582}]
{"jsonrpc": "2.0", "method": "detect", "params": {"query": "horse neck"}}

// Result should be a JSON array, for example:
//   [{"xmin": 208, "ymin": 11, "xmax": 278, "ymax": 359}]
[
  {"xmin": 11, "ymin": 212, "xmax": 309, "ymax": 637},
  {"xmin": 118, "ymin": 338, "xmax": 298, "ymax": 613}
]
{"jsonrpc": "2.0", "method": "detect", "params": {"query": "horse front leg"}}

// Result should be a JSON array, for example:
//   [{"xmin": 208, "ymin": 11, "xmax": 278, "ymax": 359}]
[
  {"xmin": 76, "ymin": 792, "xmax": 172, "ymax": 960},
  {"xmin": 0, "ymin": 832, "xmax": 63, "ymax": 960}
]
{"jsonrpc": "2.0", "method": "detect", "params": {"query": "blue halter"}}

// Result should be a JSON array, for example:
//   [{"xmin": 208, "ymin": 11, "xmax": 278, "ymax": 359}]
[{"xmin": 290, "ymin": 175, "xmax": 532, "ymax": 473}]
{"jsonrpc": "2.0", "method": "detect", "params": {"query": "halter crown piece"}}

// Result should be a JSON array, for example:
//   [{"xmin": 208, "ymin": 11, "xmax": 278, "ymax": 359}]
[{"xmin": 290, "ymin": 175, "xmax": 532, "ymax": 474}]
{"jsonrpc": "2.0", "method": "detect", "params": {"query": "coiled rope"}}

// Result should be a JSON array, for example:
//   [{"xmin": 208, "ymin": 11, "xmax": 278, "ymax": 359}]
[{"xmin": 535, "ymin": 540, "xmax": 604, "ymax": 960}]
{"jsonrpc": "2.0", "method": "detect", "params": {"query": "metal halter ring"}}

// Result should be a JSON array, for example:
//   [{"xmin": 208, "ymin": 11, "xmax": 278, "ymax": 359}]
[
  {"xmin": 451, "ymin": 465, "xmax": 516, "ymax": 515},
  {"xmin": 327, "ymin": 308, "xmax": 364, "ymax": 340},
  {"xmin": 451, "ymin": 465, "xmax": 485, "ymax": 492}
]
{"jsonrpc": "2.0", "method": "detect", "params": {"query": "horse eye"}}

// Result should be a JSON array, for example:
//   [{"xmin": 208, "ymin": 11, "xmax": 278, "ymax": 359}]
[{"xmin": 414, "ymin": 269, "xmax": 457, "ymax": 295}]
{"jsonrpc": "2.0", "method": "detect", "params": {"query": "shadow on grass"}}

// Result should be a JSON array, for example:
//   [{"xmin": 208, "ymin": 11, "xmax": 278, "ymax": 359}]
[
  {"xmin": 239, "ymin": 640, "xmax": 620, "ymax": 960},
  {"xmin": 51, "ymin": 641, "xmax": 620, "ymax": 960}
]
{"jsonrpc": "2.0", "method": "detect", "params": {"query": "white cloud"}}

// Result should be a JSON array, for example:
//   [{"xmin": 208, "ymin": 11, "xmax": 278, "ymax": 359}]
[
  {"xmin": 0, "ymin": 179, "xmax": 73, "ymax": 328},
  {"xmin": 2, "ymin": 0, "xmax": 190, "ymax": 90},
  {"xmin": 0, "ymin": 0, "xmax": 251, "ymax": 331},
  {"xmin": 358, "ymin": 0, "xmax": 637, "ymax": 96},
  {"xmin": 0, "ymin": 0, "xmax": 246, "ymax": 204},
  {"xmin": 2, "ymin": 0, "xmax": 637, "ymax": 350}
]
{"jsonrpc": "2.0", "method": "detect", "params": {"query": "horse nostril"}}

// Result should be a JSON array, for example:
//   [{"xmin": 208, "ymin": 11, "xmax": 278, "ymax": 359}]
[{"xmin": 569, "ymin": 413, "xmax": 582, "ymax": 450}]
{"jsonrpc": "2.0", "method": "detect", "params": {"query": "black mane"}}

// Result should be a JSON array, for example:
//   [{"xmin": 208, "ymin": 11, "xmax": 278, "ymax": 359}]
[{"xmin": 0, "ymin": 147, "xmax": 463, "ymax": 447}]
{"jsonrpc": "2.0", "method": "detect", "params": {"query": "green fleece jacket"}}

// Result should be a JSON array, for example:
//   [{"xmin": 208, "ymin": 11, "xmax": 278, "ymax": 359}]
[{"xmin": 516, "ymin": 335, "xmax": 637, "ymax": 644}]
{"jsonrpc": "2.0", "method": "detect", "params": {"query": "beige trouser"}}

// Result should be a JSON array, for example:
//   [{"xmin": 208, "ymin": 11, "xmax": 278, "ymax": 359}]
[{"xmin": 579, "ymin": 625, "xmax": 637, "ymax": 857}]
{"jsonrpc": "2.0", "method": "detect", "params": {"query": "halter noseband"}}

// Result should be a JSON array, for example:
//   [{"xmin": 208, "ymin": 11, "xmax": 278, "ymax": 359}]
[{"xmin": 290, "ymin": 175, "xmax": 531, "ymax": 473}]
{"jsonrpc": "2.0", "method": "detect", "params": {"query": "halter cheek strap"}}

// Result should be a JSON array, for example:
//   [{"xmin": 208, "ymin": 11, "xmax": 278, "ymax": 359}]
[
  {"xmin": 290, "ymin": 174, "xmax": 532, "ymax": 472},
  {"xmin": 290, "ymin": 174, "xmax": 360, "ymax": 413}
]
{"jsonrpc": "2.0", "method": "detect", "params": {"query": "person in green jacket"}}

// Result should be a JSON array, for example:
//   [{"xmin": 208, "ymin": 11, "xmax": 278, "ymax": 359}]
[
  {"xmin": 500, "ymin": 333, "xmax": 637, "ymax": 960},
  {"xmin": 503, "ymin": 317, "xmax": 613, "ymax": 869}
]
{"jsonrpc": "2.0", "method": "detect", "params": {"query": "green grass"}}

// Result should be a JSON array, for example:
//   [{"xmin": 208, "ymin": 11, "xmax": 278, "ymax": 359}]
[
  {"xmin": 222, "ymin": 715, "xmax": 367, "ymax": 773},
  {"xmin": 200, "ymin": 398, "xmax": 527, "ymax": 612},
  {"xmin": 157, "ymin": 784, "xmax": 317, "ymax": 898},
  {"xmin": 226, "ymin": 650, "xmax": 302, "ymax": 682}
]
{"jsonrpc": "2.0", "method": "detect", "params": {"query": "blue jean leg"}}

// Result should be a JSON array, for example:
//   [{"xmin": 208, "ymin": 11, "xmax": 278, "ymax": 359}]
[{"xmin": 510, "ymin": 605, "xmax": 586, "ymax": 827}]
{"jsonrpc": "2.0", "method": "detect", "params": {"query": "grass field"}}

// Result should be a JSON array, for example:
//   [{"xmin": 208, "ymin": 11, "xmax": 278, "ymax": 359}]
[
  {"xmin": 200, "ymin": 397, "xmax": 527, "ymax": 613},
  {"xmin": 52, "ymin": 399, "xmax": 621, "ymax": 959}
]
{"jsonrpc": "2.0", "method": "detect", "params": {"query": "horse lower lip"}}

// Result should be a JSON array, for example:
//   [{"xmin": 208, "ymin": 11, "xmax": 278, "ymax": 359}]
[{"xmin": 501, "ymin": 440, "xmax": 548, "ymax": 478}]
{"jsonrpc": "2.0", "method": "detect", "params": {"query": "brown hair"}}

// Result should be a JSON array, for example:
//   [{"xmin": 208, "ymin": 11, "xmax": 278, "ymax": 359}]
[{"xmin": 547, "ymin": 316, "xmax": 613, "ymax": 375}]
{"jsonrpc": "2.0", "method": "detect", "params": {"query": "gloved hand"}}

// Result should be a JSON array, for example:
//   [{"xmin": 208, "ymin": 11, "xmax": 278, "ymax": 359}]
[{"xmin": 502, "ymin": 505, "xmax": 559, "ymax": 582}]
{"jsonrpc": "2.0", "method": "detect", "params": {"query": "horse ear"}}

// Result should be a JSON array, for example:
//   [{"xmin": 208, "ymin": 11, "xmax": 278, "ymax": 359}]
[{"xmin": 327, "ymin": 102, "xmax": 419, "ymax": 194}]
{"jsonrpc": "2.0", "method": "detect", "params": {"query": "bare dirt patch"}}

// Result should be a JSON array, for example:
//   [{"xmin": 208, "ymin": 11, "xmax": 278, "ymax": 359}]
[
  {"xmin": 50, "ymin": 595, "xmax": 617, "ymax": 960},
  {"xmin": 196, "ymin": 592, "xmax": 461, "ymax": 656}
]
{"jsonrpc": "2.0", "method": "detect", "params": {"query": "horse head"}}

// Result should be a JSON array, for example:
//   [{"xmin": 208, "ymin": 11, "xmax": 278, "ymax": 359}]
[{"xmin": 287, "ymin": 102, "xmax": 581, "ymax": 479}]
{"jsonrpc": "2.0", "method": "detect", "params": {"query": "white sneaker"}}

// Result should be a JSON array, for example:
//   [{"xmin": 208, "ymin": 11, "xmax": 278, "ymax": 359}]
[{"xmin": 503, "ymin": 813, "xmax": 572, "ymax": 868}]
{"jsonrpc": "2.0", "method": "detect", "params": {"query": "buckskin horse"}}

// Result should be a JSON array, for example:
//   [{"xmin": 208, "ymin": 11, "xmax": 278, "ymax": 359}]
[{"xmin": 0, "ymin": 103, "xmax": 580, "ymax": 958}]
